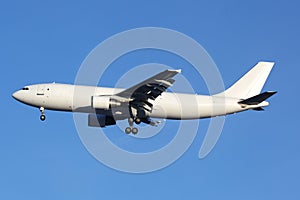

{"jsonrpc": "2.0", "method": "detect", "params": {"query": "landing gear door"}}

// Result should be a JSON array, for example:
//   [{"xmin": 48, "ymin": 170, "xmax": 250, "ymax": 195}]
[{"xmin": 37, "ymin": 85, "xmax": 45, "ymax": 95}]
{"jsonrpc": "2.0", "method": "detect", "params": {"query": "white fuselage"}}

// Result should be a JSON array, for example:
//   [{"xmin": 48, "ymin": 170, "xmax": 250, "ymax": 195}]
[{"xmin": 12, "ymin": 83, "xmax": 267, "ymax": 119}]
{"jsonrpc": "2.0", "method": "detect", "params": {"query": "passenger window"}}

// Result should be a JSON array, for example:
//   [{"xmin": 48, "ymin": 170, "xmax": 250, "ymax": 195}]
[{"xmin": 22, "ymin": 87, "xmax": 29, "ymax": 90}]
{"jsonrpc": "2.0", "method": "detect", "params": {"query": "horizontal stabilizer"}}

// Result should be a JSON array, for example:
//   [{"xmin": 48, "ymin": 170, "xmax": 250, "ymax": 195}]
[{"xmin": 238, "ymin": 91, "xmax": 277, "ymax": 105}]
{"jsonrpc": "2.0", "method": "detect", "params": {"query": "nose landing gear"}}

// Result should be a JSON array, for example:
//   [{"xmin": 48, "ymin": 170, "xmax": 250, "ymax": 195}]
[{"xmin": 39, "ymin": 107, "xmax": 46, "ymax": 121}]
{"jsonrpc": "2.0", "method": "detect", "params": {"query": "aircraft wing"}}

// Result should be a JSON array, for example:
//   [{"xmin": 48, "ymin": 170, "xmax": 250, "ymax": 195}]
[{"xmin": 115, "ymin": 69, "xmax": 181, "ymax": 112}]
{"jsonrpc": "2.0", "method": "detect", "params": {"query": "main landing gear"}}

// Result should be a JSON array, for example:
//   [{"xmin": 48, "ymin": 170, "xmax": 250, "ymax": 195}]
[
  {"xmin": 125, "ymin": 118, "xmax": 140, "ymax": 134},
  {"xmin": 39, "ymin": 107, "xmax": 46, "ymax": 121}
]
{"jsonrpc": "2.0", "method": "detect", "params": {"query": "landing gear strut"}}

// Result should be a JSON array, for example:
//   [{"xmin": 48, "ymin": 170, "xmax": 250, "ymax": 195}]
[{"xmin": 39, "ymin": 107, "xmax": 46, "ymax": 121}]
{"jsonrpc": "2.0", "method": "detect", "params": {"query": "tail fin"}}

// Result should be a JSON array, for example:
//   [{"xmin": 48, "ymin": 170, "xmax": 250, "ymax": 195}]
[{"xmin": 220, "ymin": 62, "xmax": 275, "ymax": 99}]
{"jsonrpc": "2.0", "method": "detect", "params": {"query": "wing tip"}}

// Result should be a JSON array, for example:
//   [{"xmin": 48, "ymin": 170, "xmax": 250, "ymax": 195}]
[{"xmin": 168, "ymin": 69, "xmax": 182, "ymax": 73}]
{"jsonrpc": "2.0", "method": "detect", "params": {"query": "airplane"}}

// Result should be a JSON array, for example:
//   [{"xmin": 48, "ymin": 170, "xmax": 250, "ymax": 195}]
[{"xmin": 12, "ymin": 61, "xmax": 276, "ymax": 134}]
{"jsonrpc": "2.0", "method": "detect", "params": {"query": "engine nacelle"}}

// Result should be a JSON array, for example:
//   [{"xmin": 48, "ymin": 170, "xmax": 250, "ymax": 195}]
[
  {"xmin": 91, "ymin": 96, "xmax": 121, "ymax": 110},
  {"xmin": 88, "ymin": 114, "xmax": 116, "ymax": 127}
]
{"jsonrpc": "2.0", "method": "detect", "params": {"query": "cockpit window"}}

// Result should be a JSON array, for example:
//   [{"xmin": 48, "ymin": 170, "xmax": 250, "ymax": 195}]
[{"xmin": 22, "ymin": 87, "xmax": 29, "ymax": 90}]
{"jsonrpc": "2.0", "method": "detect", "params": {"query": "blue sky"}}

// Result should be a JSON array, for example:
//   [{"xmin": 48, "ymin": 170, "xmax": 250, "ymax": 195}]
[{"xmin": 1, "ymin": 0, "xmax": 299, "ymax": 199}]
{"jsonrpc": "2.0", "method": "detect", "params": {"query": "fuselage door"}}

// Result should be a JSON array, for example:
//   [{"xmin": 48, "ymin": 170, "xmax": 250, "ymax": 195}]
[{"xmin": 37, "ymin": 85, "xmax": 45, "ymax": 95}]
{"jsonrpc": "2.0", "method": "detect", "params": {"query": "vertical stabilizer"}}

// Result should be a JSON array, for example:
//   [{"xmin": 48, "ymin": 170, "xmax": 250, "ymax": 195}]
[{"xmin": 220, "ymin": 62, "xmax": 275, "ymax": 99}]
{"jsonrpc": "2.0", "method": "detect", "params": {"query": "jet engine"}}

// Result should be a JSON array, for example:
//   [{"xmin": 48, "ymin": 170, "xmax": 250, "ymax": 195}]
[{"xmin": 91, "ymin": 96, "xmax": 121, "ymax": 110}]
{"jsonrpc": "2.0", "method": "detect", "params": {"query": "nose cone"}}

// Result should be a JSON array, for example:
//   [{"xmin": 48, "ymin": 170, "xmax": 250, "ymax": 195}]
[{"xmin": 12, "ymin": 90, "xmax": 22, "ymax": 101}]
